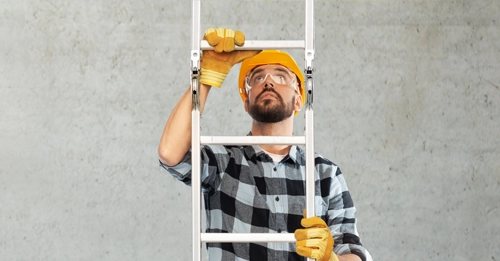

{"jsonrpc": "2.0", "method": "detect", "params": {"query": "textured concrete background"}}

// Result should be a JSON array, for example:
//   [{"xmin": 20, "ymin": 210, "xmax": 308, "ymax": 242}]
[{"xmin": 1, "ymin": 0, "xmax": 499, "ymax": 260}]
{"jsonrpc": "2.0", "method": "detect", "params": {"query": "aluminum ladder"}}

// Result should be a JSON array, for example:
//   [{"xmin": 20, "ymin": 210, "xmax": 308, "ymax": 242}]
[{"xmin": 190, "ymin": 1, "xmax": 315, "ymax": 260}]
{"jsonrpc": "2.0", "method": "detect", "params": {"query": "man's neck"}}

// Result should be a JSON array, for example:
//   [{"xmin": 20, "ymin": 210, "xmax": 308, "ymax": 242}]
[{"xmin": 250, "ymin": 117, "xmax": 294, "ymax": 155}]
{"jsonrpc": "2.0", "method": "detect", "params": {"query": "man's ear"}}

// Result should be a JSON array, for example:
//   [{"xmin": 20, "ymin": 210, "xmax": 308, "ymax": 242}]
[{"xmin": 294, "ymin": 94, "xmax": 303, "ymax": 112}]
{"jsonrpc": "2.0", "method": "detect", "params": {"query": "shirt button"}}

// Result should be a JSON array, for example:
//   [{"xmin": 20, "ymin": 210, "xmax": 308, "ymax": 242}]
[
  {"xmin": 273, "ymin": 167, "xmax": 277, "ymax": 171},
  {"xmin": 275, "ymin": 196, "xmax": 279, "ymax": 201}
]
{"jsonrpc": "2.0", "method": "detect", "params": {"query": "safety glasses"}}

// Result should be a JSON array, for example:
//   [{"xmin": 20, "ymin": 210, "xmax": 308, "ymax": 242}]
[{"xmin": 245, "ymin": 67, "xmax": 297, "ymax": 93}]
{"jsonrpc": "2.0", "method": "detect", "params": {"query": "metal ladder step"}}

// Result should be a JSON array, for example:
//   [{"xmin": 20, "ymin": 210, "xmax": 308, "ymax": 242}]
[
  {"xmin": 201, "ymin": 40, "xmax": 306, "ymax": 50},
  {"xmin": 201, "ymin": 233, "xmax": 296, "ymax": 243},
  {"xmin": 200, "ymin": 136, "xmax": 306, "ymax": 145}
]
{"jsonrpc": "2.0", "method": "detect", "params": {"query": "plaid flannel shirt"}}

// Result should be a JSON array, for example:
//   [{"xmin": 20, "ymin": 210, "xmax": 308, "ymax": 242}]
[{"xmin": 160, "ymin": 144, "xmax": 368, "ymax": 261}]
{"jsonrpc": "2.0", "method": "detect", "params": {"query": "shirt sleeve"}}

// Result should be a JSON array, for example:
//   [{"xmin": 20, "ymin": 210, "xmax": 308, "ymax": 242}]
[
  {"xmin": 159, "ymin": 147, "xmax": 195, "ymax": 185},
  {"xmin": 158, "ymin": 145, "xmax": 229, "ymax": 191},
  {"xmin": 318, "ymin": 157, "xmax": 369, "ymax": 261}
]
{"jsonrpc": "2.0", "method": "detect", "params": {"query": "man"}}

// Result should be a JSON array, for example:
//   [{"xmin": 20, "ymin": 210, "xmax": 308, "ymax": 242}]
[{"xmin": 158, "ymin": 28, "xmax": 370, "ymax": 261}]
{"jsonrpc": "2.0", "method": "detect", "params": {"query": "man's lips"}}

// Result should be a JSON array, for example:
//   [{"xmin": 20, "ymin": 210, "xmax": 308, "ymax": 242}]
[
  {"xmin": 258, "ymin": 91, "xmax": 279, "ymax": 101},
  {"xmin": 260, "ymin": 93, "xmax": 277, "ymax": 99}
]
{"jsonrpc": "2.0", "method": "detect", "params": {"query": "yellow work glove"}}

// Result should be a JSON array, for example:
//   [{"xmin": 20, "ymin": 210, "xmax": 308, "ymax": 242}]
[
  {"xmin": 200, "ymin": 28, "xmax": 260, "ymax": 88},
  {"xmin": 294, "ymin": 212, "xmax": 339, "ymax": 261}
]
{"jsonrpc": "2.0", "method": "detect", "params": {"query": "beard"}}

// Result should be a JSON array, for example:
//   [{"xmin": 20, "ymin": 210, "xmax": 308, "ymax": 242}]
[{"xmin": 247, "ymin": 89, "xmax": 296, "ymax": 123}]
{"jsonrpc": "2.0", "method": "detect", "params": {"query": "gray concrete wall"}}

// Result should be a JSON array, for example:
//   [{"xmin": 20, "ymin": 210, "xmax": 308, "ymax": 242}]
[{"xmin": 1, "ymin": 0, "xmax": 499, "ymax": 260}]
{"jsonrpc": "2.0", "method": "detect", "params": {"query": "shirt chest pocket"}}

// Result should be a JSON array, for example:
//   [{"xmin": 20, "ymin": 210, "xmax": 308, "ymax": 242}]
[{"xmin": 228, "ymin": 184, "xmax": 269, "ymax": 210}]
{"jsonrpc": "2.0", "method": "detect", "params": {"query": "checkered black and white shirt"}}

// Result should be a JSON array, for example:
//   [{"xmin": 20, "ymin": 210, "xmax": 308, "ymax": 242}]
[{"xmin": 161, "ymin": 144, "xmax": 368, "ymax": 261}]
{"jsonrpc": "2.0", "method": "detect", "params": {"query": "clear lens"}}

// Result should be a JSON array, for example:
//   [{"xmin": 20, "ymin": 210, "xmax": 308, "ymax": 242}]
[
  {"xmin": 248, "ymin": 73, "xmax": 293, "ymax": 86},
  {"xmin": 245, "ymin": 70, "xmax": 297, "ymax": 93}
]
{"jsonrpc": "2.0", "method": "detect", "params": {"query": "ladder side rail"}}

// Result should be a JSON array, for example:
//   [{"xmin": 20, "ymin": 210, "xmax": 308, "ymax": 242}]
[
  {"xmin": 304, "ymin": 0, "xmax": 315, "ymax": 219},
  {"xmin": 304, "ymin": 95, "xmax": 315, "ymax": 261},
  {"xmin": 191, "ymin": 0, "xmax": 201, "ymax": 71},
  {"xmin": 304, "ymin": 84, "xmax": 315, "ymax": 226},
  {"xmin": 305, "ymin": 2, "xmax": 315, "ymax": 261},
  {"xmin": 191, "ymin": 105, "xmax": 202, "ymax": 261},
  {"xmin": 191, "ymin": 1, "xmax": 201, "ymax": 261},
  {"xmin": 305, "ymin": 0, "xmax": 315, "ymax": 71}
]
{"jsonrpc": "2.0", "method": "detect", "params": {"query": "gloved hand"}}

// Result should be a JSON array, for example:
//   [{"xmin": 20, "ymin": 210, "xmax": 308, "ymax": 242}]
[
  {"xmin": 200, "ymin": 28, "xmax": 260, "ymax": 88},
  {"xmin": 294, "ymin": 211, "xmax": 339, "ymax": 261}
]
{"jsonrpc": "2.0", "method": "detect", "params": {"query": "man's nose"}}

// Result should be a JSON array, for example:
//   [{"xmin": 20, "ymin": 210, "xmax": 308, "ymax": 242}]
[
  {"xmin": 264, "ymin": 82, "xmax": 275, "ymax": 88},
  {"xmin": 263, "ymin": 75, "xmax": 275, "ymax": 88}
]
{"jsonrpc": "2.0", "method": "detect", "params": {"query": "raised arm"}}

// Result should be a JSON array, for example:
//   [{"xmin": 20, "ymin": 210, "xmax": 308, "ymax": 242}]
[
  {"xmin": 158, "ymin": 28, "xmax": 260, "ymax": 166},
  {"xmin": 158, "ymin": 84, "xmax": 212, "ymax": 166}
]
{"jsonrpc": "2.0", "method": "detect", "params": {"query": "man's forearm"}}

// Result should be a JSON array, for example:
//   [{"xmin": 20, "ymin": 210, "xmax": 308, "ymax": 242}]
[
  {"xmin": 338, "ymin": 253, "xmax": 362, "ymax": 261},
  {"xmin": 158, "ymin": 84, "xmax": 212, "ymax": 166}
]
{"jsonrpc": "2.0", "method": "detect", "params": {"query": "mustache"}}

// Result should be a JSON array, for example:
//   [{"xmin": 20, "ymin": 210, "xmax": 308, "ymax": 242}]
[{"xmin": 255, "ymin": 88, "xmax": 283, "ymax": 102}]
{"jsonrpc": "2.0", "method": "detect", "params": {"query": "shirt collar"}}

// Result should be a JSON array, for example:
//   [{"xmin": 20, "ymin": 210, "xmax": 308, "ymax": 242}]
[{"xmin": 243, "ymin": 132, "xmax": 304, "ymax": 164}]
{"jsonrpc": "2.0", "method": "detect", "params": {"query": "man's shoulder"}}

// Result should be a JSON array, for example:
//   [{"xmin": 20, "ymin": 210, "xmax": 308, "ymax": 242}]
[
  {"xmin": 314, "ymin": 154, "xmax": 337, "ymax": 167},
  {"xmin": 294, "ymin": 146, "xmax": 338, "ymax": 167}
]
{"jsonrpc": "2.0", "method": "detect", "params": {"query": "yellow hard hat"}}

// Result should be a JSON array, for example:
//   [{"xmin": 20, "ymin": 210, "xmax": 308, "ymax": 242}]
[{"xmin": 238, "ymin": 50, "xmax": 306, "ymax": 108}]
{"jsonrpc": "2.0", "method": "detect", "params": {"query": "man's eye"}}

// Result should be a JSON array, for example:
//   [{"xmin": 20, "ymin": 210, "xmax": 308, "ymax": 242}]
[{"xmin": 255, "ymin": 76, "xmax": 264, "ymax": 82}]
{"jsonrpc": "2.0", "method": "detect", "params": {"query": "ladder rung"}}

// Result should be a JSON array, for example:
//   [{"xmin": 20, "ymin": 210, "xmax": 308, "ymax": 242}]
[
  {"xmin": 201, "ymin": 40, "xmax": 305, "ymax": 50},
  {"xmin": 200, "ymin": 136, "xmax": 306, "ymax": 145},
  {"xmin": 201, "ymin": 233, "xmax": 296, "ymax": 243}
]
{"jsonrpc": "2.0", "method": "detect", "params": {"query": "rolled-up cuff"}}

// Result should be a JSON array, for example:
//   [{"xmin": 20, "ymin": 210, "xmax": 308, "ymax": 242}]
[{"xmin": 200, "ymin": 69, "xmax": 227, "ymax": 88}]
